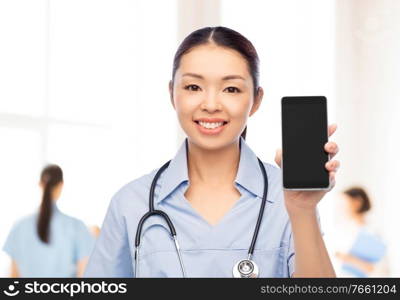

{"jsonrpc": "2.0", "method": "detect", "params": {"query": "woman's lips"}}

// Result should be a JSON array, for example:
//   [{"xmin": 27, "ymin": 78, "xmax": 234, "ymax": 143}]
[{"xmin": 194, "ymin": 120, "xmax": 228, "ymax": 135}]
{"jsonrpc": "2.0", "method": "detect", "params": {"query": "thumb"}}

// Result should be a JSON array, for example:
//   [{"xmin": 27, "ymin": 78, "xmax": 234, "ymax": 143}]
[{"xmin": 275, "ymin": 148, "xmax": 282, "ymax": 168}]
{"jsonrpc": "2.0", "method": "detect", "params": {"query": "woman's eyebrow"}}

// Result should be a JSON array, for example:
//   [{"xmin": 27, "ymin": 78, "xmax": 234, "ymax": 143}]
[{"xmin": 182, "ymin": 73, "xmax": 245, "ymax": 81}]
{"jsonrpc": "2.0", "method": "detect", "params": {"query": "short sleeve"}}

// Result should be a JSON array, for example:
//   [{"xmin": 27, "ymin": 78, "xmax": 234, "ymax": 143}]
[
  {"xmin": 83, "ymin": 193, "xmax": 134, "ymax": 277},
  {"xmin": 2, "ymin": 221, "xmax": 22, "ymax": 262},
  {"xmin": 73, "ymin": 220, "xmax": 96, "ymax": 262}
]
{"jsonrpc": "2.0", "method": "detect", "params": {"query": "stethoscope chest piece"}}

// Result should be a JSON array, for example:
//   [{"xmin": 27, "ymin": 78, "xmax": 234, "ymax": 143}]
[{"xmin": 232, "ymin": 259, "xmax": 259, "ymax": 278}]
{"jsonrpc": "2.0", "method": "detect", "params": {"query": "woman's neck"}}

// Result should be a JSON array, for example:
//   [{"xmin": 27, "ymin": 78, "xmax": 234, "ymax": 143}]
[
  {"xmin": 351, "ymin": 213, "xmax": 366, "ymax": 226},
  {"xmin": 187, "ymin": 139, "xmax": 240, "ymax": 188}
]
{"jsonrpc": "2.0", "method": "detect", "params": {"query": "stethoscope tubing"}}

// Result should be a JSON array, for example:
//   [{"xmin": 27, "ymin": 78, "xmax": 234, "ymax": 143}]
[{"xmin": 134, "ymin": 138, "xmax": 268, "ymax": 278}]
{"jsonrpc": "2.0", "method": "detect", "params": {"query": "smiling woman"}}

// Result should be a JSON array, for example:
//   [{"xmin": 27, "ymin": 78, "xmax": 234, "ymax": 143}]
[
  {"xmin": 84, "ymin": 26, "xmax": 340, "ymax": 278},
  {"xmin": 169, "ymin": 26, "xmax": 262, "ymax": 146}
]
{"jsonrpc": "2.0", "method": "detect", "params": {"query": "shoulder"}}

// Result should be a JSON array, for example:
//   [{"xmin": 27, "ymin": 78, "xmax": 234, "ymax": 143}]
[
  {"xmin": 107, "ymin": 167, "xmax": 162, "ymax": 218},
  {"xmin": 257, "ymin": 161, "xmax": 291, "ymax": 229},
  {"xmin": 262, "ymin": 161, "xmax": 282, "ymax": 182},
  {"xmin": 260, "ymin": 161, "xmax": 284, "ymax": 199},
  {"xmin": 8, "ymin": 213, "xmax": 36, "ymax": 233},
  {"xmin": 4, "ymin": 214, "xmax": 36, "ymax": 248},
  {"xmin": 57, "ymin": 210, "xmax": 89, "ymax": 231},
  {"xmin": 359, "ymin": 223, "xmax": 385, "ymax": 240}
]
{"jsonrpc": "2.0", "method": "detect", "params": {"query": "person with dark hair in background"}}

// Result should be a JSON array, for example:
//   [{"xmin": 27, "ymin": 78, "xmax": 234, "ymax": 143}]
[
  {"xmin": 335, "ymin": 187, "xmax": 386, "ymax": 277},
  {"xmin": 2, "ymin": 164, "xmax": 95, "ymax": 277}
]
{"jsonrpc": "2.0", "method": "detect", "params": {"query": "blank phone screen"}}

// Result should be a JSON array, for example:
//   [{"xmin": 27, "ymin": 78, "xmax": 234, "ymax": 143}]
[{"xmin": 281, "ymin": 96, "xmax": 329, "ymax": 189}]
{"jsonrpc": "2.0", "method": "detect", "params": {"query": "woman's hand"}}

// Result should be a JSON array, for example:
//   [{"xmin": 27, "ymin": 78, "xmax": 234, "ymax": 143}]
[
  {"xmin": 275, "ymin": 124, "xmax": 340, "ymax": 216},
  {"xmin": 335, "ymin": 251, "xmax": 351, "ymax": 262}
]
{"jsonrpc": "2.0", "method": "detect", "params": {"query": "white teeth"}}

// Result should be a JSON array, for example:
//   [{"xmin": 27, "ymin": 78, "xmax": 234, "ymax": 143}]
[{"xmin": 198, "ymin": 121, "xmax": 224, "ymax": 129}]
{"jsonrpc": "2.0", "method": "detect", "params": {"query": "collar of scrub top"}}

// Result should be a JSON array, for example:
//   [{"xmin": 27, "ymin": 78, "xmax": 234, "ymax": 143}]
[
  {"xmin": 156, "ymin": 136, "xmax": 274, "ymax": 204},
  {"xmin": 51, "ymin": 202, "xmax": 61, "ymax": 214}
]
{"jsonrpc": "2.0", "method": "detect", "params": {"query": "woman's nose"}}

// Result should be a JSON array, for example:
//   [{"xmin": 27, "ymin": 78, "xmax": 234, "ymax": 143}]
[{"xmin": 200, "ymin": 91, "xmax": 222, "ymax": 112}]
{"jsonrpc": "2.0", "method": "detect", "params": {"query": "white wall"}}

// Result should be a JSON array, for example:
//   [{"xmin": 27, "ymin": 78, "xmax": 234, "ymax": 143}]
[{"xmin": 335, "ymin": 0, "xmax": 400, "ymax": 276}]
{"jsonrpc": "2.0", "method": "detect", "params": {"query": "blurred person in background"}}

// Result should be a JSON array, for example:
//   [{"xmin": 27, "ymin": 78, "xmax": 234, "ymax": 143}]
[
  {"xmin": 335, "ymin": 187, "xmax": 387, "ymax": 277},
  {"xmin": 2, "ymin": 164, "xmax": 95, "ymax": 277},
  {"xmin": 89, "ymin": 225, "xmax": 101, "ymax": 238}
]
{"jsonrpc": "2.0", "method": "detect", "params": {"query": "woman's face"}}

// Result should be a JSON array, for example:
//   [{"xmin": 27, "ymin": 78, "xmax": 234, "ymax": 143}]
[
  {"xmin": 51, "ymin": 182, "xmax": 63, "ymax": 202},
  {"xmin": 169, "ymin": 43, "xmax": 263, "ymax": 150},
  {"xmin": 342, "ymin": 194, "xmax": 361, "ymax": 217}
]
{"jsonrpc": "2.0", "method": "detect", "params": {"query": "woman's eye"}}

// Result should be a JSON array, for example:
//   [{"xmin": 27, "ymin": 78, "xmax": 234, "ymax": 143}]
[
  {"xmin": 184, "ymin": 85, "xmax": 240, "ymax": 93},
  {"xmin": 184, "ymin": 84, "xmax": 201, "ymax": 91},
  {"xmin": 225, "ymin": 86, "xmax": 241, "ymax": 93}
]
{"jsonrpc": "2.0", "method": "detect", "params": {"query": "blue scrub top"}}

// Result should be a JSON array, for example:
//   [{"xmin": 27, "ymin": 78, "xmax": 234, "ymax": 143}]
[
  {"xmin": 3, "ymin": 204, "xmax": 95, "ymax": 277},
  {"xmin": 342, "ymin": 226, "xmax": 386, "ymax": 277},
  {"xmin": 85, "ymin": 137, "xmax": 308, "ymax": 277}
]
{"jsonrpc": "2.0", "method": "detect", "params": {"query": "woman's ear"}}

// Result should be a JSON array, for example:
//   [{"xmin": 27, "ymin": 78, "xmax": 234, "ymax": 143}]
[
  {"xmin": 249, "ymin": 86, "xmax": 264, "ymax": 117},
  {"xmin": 169, "ymin": 80, "xmax": 175, "ymax": 109}
]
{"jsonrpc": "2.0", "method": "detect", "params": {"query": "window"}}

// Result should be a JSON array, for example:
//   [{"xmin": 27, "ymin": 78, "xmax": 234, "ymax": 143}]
[{"xmin": 0, "ymin": 0, "xmax": 177, "ymax": 275}]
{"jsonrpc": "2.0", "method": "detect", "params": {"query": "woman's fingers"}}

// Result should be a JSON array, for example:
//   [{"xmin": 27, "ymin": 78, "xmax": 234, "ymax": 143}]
[
  {"xmin": 328, "ymin": 123, "xmax": 337, "ymax": 137},
  {"xmin": 325, "ymin": 141, "xmax": 339, "ymax": 158},
  {"xmin": 277, "ymin": 123, "xmax": 340, "ymax": 169},
  {"xmin": 325, "ymin": 160, "xmax": 340, "ymax": 172},
  {"xmin": 275, "ymin": 148, "xmax": 282, "ymax": 167},
  {"xmin": 277, "ymin": 146, "xmax": 340, "ymax": 168}
]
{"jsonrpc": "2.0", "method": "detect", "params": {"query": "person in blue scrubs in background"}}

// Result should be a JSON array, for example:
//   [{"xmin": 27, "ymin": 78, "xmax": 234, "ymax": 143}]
[
  {"xmin": 84, "ymin": 26, "xmax": 341, "ymax": 277},
  {"xmin": 335, "ymin": 187, "xmax": 386, "ymax": 277},
  {"xmin": 3, "ymin": 164, "xmax": 95, "ymax": 277}
]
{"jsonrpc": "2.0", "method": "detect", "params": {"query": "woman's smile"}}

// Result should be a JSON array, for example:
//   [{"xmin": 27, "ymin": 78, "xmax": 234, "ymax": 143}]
[{"xmin": 194, "ymin": 117, "xmax": 229, "ymax": 135}]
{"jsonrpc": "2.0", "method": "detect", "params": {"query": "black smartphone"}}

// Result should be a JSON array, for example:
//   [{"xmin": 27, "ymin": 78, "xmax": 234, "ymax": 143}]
[{"xmin": 281, "ymin": 96, "xmax": 330, "ymax": 190}]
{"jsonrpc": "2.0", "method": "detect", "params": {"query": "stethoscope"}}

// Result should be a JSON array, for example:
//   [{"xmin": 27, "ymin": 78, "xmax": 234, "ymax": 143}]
[{"xmin": 134, "ymin": 138, "xmax": 269, "ymax": 278}]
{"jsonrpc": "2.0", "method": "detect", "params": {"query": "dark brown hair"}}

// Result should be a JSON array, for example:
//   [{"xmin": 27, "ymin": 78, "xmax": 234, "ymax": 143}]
[
  {"xmin": 344, "ymin": 187, "xmax": 371, "ymax": 214},
  {"xmin": 38, "ymin": 164, "xmax": 63, "ymax": 243},
  {"xmin": 171, "ymin": 26, "xmax": 261, "ymax": 140}
]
